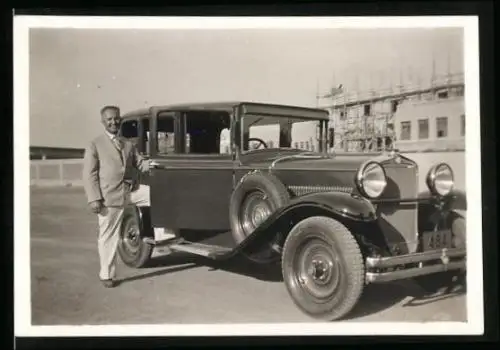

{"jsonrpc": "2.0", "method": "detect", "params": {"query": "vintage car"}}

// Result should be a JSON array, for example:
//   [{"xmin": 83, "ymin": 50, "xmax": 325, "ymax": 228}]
[{"xmin": 117, "ymin": 101, "xmax": 466, "ymax": 321}]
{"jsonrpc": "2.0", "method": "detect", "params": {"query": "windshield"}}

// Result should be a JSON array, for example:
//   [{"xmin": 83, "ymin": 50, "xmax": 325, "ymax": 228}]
[{"xmin": 241, "ymin": 114, "xmax": 327, "ymax": 153}]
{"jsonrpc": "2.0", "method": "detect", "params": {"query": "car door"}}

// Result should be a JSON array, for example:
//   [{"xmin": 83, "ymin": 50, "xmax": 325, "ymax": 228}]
[{"xmin": 148, "ymin": 108, "xmax": 235, "ymax": 232}]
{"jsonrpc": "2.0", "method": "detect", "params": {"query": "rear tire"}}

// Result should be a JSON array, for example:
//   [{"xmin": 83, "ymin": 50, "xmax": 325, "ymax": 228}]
[
  {"xmin": 118, "ymin": 206, "xmax": 154, "ymax": 268},
  {"xmin": 281, "ymin": 216, "xmax": 365, "ymax": 321}
]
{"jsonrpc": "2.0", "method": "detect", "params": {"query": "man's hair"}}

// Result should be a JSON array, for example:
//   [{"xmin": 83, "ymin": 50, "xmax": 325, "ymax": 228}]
[{"xmin": 100, "ymin": 105, "xmax": 120, "ymax": 116}]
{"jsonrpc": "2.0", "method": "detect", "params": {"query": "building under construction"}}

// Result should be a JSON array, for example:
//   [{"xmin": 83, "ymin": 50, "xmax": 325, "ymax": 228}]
[{"xmin": 318, "ymin": 71, "xmax": 465, "ymax": 153}]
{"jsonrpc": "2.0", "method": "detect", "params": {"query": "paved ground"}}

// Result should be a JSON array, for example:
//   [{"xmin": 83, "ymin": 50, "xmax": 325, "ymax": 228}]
[{"xmin": 30, "ymin": 187, "xmax": 467, "ymax": 325}]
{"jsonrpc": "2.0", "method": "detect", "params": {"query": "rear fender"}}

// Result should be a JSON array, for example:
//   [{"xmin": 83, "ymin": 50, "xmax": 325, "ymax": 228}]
[
  {"xmin": 238, "ymin": 191, "xmax": 390, "ymax": 259},
  {"xmin": 135, "ymin": 206, "xmax": 154, "ymax": 239}
]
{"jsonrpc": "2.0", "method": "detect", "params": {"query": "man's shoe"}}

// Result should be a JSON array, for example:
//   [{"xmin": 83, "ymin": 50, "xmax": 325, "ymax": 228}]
[{"xmin": 100, "ymin": 279, "xmax": 117, "ymax": 288}]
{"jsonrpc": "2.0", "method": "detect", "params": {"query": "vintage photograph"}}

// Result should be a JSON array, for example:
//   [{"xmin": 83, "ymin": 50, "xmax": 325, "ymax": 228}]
[{"xmin": 14, "ymin": 16, "xmax": 482, "ymax": 336}]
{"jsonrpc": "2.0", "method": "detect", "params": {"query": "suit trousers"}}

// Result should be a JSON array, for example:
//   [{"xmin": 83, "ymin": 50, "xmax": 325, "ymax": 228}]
[{"xmin": 97, "ymin": 184, "xmax": 150, "ymax": 280}]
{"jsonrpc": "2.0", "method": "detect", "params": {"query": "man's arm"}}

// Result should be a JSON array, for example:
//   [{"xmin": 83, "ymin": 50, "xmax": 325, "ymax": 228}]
[
  {"xmin": 82, "ymin": 141, "xmax": 103, "ymax": 204},
  {"xmin": 132, "ymin": 143, "xmax": 150, "ymax": 173}
]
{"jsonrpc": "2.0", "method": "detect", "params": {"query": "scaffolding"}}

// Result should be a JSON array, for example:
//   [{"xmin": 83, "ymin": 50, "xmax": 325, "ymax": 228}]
[{"xmin": 317, "ymin": 71, "xmax": 465, "ymax": 153}]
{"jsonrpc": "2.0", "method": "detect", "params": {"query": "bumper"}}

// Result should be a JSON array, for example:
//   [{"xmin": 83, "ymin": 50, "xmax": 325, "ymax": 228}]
[{"xmin": 365, "ymin": 247, "xmax": 466, "ymax": 284}]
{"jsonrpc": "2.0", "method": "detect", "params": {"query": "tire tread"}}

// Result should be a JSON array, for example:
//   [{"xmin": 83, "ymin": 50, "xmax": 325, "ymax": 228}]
[{"xmin": 281, "ymin": 216, "xmax": 365, "ymax": 321}]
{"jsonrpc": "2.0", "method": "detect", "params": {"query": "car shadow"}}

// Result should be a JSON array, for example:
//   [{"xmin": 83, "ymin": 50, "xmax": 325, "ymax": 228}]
[
  {"xmin": 205, "ymin": 256, "xmax": 284, "ymax": 282},
  {"xmin": 145, "ymin": 252, "xmax": 283, "ymax": 282},
  {"xmin": 117, "ymin": 262, "xmax": 199, "ymax": 284},
  {"xmin": 137, "ymin": 252, "xmax": 466, "ymax": 320},
  {"xmin": 345, "ymin": 277, "xmax": 466, "ymax": 320}
]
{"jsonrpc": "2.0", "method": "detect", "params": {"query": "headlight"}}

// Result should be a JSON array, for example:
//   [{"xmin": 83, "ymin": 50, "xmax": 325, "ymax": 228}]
[
  {"xmin": 426, "ymin": 163, "xmax": 454, "ymax": 196},
  {"xmin": 355, "ymin": 161, "xmax": 387, "ymax": 198}
]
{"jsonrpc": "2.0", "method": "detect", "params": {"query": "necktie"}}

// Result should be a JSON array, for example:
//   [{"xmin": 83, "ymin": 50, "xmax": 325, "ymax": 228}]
[
  {"xmin": 112, "ymin": 137, "xmax": 123, "ymax": 151},
  {"xmin": 112, "ymin": 137, "xmax": 124, "ymax": 163}
]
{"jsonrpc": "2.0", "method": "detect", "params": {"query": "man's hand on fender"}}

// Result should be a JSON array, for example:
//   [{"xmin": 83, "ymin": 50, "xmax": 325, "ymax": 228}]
[{"xmin": 89, "ymin": 200, "xmax": 104, "ymax": 214}]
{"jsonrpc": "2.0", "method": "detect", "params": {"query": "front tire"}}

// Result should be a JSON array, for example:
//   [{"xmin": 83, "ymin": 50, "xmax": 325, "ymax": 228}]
[
  {"xmin": 282, "ymin": 216, "xmax": 365, "ymax": 321},
  {"xmin": 118, "ymin": 206, "xmax": 153, "ymax": 268}
]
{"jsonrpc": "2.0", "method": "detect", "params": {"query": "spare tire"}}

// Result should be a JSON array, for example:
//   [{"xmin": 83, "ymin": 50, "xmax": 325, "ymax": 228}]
[{"xmin": 229, "ymin": 171, "xmax": 290, "ymax": 262}]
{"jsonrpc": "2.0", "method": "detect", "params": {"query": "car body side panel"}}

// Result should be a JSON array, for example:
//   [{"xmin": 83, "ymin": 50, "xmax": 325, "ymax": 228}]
[{"xmin": 149, "ymin": 156, "xmax": 235, "ymax": 230}]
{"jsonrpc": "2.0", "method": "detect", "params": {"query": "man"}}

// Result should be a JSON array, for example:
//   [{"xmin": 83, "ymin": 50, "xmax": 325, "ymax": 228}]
[{"xmin": 82, "ymin": 105, "xmax": 174, "ymax": 288}]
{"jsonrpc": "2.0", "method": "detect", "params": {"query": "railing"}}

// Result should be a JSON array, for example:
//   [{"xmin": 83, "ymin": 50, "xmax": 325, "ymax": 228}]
[{"xmin": 30, "ymin": 159, "xmax": 84, "ymax": 187}]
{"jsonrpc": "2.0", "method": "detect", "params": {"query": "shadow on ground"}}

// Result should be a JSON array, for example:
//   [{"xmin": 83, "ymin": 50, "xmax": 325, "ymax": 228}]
[
  {"xmin": 145, "ymin": 253, "xmax": 283, "ymax": 282},
  {"xmin": 140, "ymin": 252, "xmax": 466, "ymax": 320},
  {"xmin": 345, "ymin": 274, "xmax": 466, "ymax": 320}
]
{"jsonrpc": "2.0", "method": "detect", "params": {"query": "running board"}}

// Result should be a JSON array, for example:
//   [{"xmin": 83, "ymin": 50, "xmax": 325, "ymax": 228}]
[{"xmin": 168, "ymin": 242, "xmax": 233, "ymax": 259}]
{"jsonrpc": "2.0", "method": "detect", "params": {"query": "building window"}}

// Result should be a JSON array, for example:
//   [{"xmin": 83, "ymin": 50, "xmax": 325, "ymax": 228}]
[
  {"xmin": 400, "ymin": 121, "xmax": 411, "ymax": 140},
  {"xmin": 328, "ymin": 128, "xmax": 335, "ymax": 148},
  {"xmin": 391, "ymin": 100, "xmax": 399, "ymax": 113},
  {"xmin": 340, "ymin": 111, "xmax": 345, "ymax": 120},
  {"xmin": 461, "ymin": 114, "xmax": 465, "ymax": 136},
  {"xmin": 363, "ymin": 104, "xmax": 371, "ymax": 116},
  {"xmin": 300, "ymin": 142, "xmax": 304, "ymax": 149},
  {"xmin": 418, "ymin": 119, "xmax": 429, "ymax": 139},
  {"xmin": 305, "ymin": 141, "xmax": 310, "ymax": 150},
  {"xmin": 436, "ymin": 117, "xmax": 448, "ymax": 138},
  {"xmin": 268, "ymin": 140, "xmax": 274, "ymax": 148},
  {"xmin": 437, "ymin": 91, "xmax": 449, "ymax": 99},
  {"xmin": 294, "ymin": 142, "xmax": 299, "ymax": 149}
]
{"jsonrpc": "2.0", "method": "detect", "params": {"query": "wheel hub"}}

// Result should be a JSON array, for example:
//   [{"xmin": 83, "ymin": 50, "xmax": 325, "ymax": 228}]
[
  {"xmin": 241, "ymin": 191, "xmax": 272, "ymax": 234},
  {"xmin": 122, "ymin": 223, "xmax": 141, "ymax": 255},
  {"xmin": 296, "ymin": 239, "xmax": 342, "ymax": 299},
  {"xmin": 309, "ymin": 258, "xmax": 332, "ymax": 283}
]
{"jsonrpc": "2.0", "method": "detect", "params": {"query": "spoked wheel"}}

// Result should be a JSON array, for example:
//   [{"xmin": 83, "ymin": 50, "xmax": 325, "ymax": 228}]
[
  {"xmin": 118, "ymin": 206, "xmax": 153, "ymax": 268},
  {"xmin": 282, "ymin": 216, "xmax": 365, "ymax": 321},
  {"xmin": 240, "ymin": 190, "xmax": 274, "ymax": 235},
  {"xmin": 229, "ymin": 171, "xmax": 290, "ymax": 264}
]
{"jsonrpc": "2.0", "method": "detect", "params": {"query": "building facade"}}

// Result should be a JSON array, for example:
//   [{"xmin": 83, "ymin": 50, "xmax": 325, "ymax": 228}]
[{"xmin": 321, "ymin": 72, "xmax": 465, "ymax": 153}]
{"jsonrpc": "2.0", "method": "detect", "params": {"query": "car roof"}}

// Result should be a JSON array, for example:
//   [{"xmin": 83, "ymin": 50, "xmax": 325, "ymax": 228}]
[{"xmin": 122, "ymin": 101, "xmax": 329, "ymax": 120}]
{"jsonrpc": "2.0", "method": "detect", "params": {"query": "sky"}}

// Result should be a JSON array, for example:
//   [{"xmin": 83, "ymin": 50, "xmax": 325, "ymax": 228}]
[{"xmin": 29, "ymin": 27, "xmax": 464, "ymax": 148}]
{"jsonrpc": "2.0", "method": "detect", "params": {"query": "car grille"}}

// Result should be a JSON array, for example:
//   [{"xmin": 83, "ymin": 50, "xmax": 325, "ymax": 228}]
[
  {"xmin": 288, "ymin": 185, "xmax": 353, "ymax": 197},
  {"xmin": 376, "ymin": 162, "xmax": 419, "ymax": 254}
]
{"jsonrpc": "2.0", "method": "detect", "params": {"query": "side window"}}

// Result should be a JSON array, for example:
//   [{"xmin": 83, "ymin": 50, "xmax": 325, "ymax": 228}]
[
  {"xmin": 400, "ymin": 121, "xmax": 411, "ymax": 140},
  {"xmin": 436, "ymin": 117, "xmax": 448, "ymax": 138},
  {"xmin": 219, "ymin": 128, "xmax": 231, "ymax": 154},
  {"xmin": 157, "ymin": 113, "xmax": 175, "ymax": 154},
  {"xmin": 121, "ymin": 119, "xmax": 138, "ymax": 139},
  {"xmin": 185, "ymin": 112, "xmax": 231, "ymax": 154},
  {"xmin": 418, "ymin": 118, "xmax": 429, "ymax": 139}
]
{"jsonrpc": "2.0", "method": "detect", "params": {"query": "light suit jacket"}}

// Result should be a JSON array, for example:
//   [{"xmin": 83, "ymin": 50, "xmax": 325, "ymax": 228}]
[{"xmin": 82, "ymin": 132, "xmax": 149, "ymax": 207}]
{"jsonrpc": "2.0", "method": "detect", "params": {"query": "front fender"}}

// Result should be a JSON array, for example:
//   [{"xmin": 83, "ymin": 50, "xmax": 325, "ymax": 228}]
[
  {"xmin": 232, "ymin": 191, "xmax": 381, "ymax": 260},
  {"xmin": 289, "ymin": 191, "xmax": 377, "ymax": 222},
  {"xmin": 234, "ymin": 192, "xmax": 377, "ymax": 253}
]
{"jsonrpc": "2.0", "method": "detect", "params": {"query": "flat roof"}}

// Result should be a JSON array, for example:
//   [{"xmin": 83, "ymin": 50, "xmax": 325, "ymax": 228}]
[{"xmin": 122, "ymin": 101, "xmax": 329, "ymax": 120}]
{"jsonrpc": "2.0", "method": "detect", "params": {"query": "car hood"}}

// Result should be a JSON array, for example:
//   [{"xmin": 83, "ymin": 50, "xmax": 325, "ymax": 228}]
[
  {"xmin": 240, "ymin": 149, "xmax": 387, "ymax": 171},
  {"xmin": 238, "ymin": 150, "xmax": 402, "ymax": 192}
]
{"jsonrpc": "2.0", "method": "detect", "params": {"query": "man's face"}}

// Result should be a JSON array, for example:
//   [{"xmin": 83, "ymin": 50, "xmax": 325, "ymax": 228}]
[{"xmin": 101, "ymin": 109, "xmax": 121, "ymax": 135}]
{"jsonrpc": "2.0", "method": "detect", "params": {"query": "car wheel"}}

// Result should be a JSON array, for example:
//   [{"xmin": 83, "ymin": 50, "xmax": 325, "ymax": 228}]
[
  {"xmin": 281, "ymin": 216, "xmax": 365, "ymax": 321},
  {"xmin": 118, "ymin": 206, "xmax": 154, "ymax": 268},
  {"xmin": 229, "ymin": 171, "xmax": 290, "ymax": 263}
]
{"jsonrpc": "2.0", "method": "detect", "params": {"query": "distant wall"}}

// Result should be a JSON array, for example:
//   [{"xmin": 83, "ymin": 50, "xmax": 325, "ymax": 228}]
[
  {"xmin": 31, "ymin": 159, "xmax": 84, "ymax": 187},
  {"xmin": 30, "ymin": 151, "xmax": 466, "ymax": 194}
]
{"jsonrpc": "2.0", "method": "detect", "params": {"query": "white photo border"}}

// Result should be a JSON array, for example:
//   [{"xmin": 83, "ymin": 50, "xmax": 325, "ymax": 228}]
[{"xmin": 14, "ymin": 15, "xmax": 483, "ymax": 337}]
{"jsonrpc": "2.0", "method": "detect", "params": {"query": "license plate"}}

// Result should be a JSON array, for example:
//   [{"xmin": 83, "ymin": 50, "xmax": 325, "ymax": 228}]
[{"xmin": 422, "ymin": 230, "xmax": 453, "ymax": 250}]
